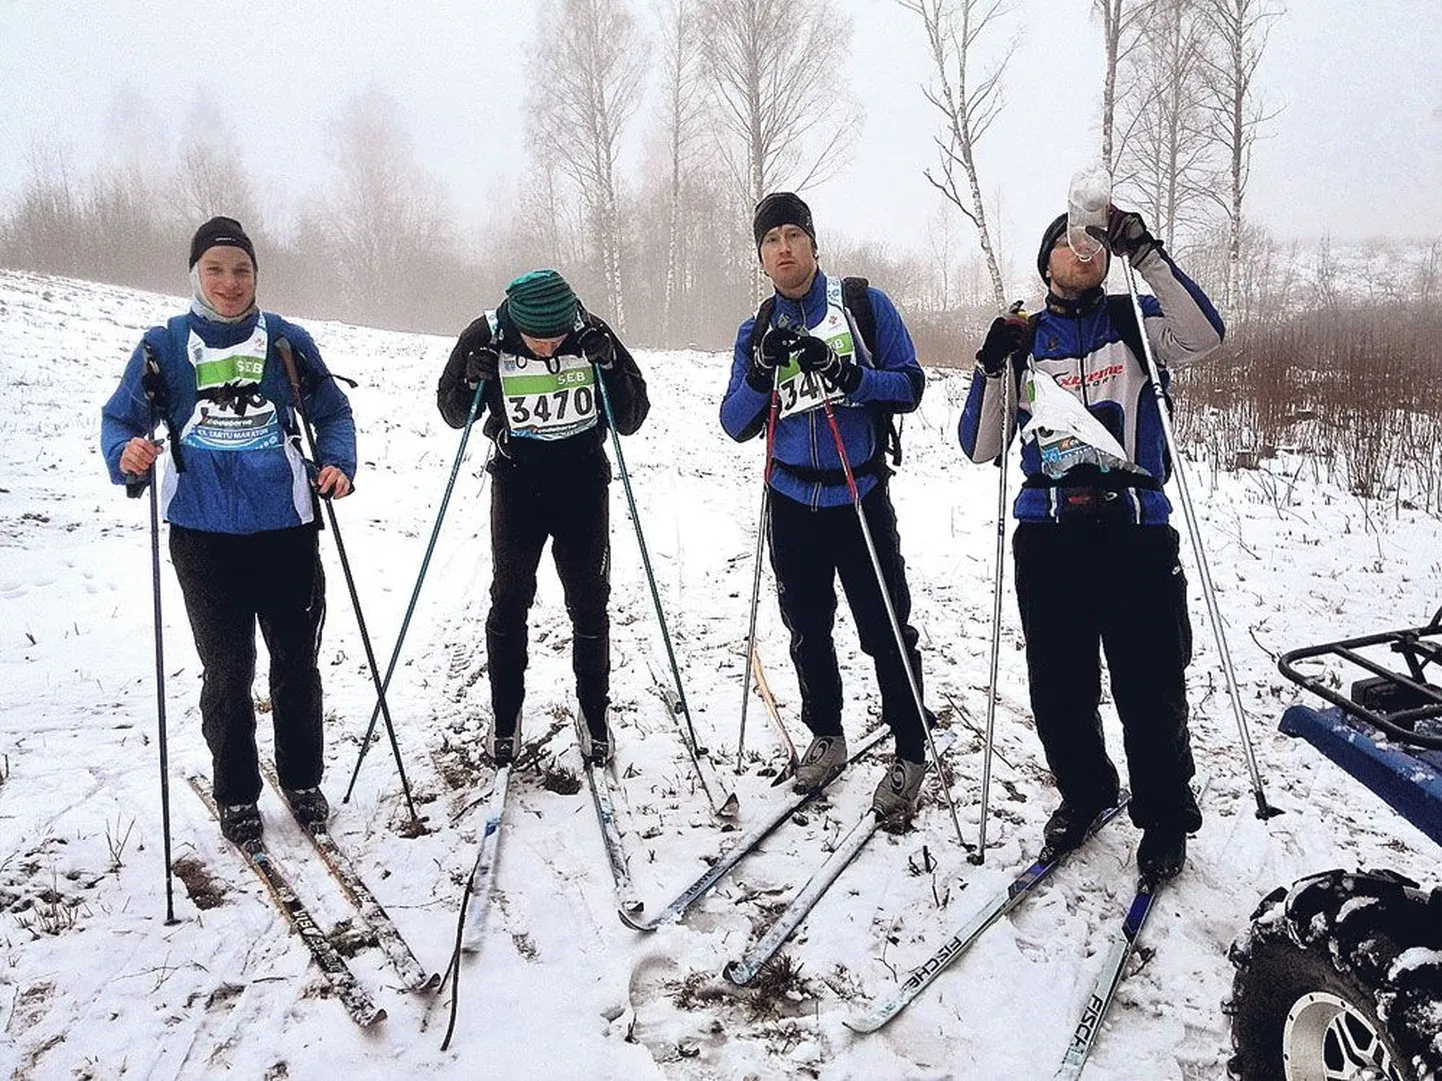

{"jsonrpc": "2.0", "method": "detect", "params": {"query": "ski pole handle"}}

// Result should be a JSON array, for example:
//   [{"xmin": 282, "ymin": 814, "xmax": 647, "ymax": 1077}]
[{"xmin": 123, "ymin": 438, "xmax": 164, "ymax": 498}]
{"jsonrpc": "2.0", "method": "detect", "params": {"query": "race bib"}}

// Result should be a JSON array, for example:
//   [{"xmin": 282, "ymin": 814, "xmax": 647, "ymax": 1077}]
[
  {"xmin": 498, "ymin": 352, "xmax": 599, "ymax": 440},
  {"xmin": 774, "ymin": 287, "xmax": 856, "ymax": 419},
  {"xmin": 775, "ymin": 348, "xmax": 850, "ymax": 418},
  {"xmin": 181, "ymin": 317, "xmax": 283, "ymax": 452}
]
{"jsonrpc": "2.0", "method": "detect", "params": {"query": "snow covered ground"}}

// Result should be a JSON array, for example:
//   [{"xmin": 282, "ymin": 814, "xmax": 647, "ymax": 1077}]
[{"xmin": 1, "ymin": 267, "xmax": 1438, "ymax": 1080}]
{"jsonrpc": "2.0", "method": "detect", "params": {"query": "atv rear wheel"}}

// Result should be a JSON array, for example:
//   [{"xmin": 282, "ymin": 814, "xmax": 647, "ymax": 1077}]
[{"xmin": 1227, "ymin": 870, "xmax": 1442, "ymax": 1081}]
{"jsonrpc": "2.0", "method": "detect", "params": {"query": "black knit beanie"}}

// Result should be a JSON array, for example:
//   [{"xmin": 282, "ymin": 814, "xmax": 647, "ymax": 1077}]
[
  {"xmin": 505, "ymin": 269, "xmax": 579, "ymax": 338},
  {"xmin": 753, "ymin": 192, "xmax": 817, "ymax": 253},
  {"xmin": 189, "ymin": 216, "xmax": 257, "ymax": 270}
]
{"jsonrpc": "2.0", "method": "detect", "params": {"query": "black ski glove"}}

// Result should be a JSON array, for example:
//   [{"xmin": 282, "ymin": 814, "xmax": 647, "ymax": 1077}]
[
  {"xmin": 577, "ymin": 325, "xmax": 615, "ymax": 369},
  {"xmin": 139, "ymin": 347, "xmax": 171, "ymax": 410},
  {"xmin": 794, "ymin": 334, "xmax": 861, "ymax": 394},
  {"xmin": 465, "ymin": 346, "xmax": 500, "ymax": 388},
  {"xmin": 1089, "ymin": 205, "xmax": 1160, "ymax": 262},
  {"xmin": 976, "ymin": 315, "xmax": 1030, "ymax": 376},
  {"xmin": 747, "ymin": 325, "xmax": 797, "ymax": 391}
]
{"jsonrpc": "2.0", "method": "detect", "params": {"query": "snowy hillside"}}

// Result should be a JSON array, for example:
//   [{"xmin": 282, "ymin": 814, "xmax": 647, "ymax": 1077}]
[{"xmin": 1, "ymin": 268, "xmax": 1438, "ymax": 1080}]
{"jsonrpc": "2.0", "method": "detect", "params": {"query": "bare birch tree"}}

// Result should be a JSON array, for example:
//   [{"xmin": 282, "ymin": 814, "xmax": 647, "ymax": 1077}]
[
  {"xmin": 1093, "ymin": 0, "xmax": 1155, "ymax": 173},
  {"xmin": 701, "ymin": 0, "xmax": 857, "ymax": 214},
  {"xmin": 1114, "ymin": 0, "xmax": 1213, "ymax": 247},
  {"xmin": 1197, "ymin": 0, "xmax": 1283, "ymax": 310},
  {"xmin": 172, "ymin": 94, "xmax": 261, "ymax": 230},
  {"xmin": 657, "ymin": 0, "xmax": 709, "ymax": 337},
  {"xmin": 898, "ymin": 0, "xmax": 1014, "ymax": 307},
  {"xmin": 529, "ymin": 0, "xmax": 647, "ymax": 331},
  {"xmin": 2, "ymin": 141, "xmax": 83, "ymax": 276}
]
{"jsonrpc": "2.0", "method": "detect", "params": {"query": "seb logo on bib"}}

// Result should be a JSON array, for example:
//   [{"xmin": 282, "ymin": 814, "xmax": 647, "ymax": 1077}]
[{"xmin": 499, "ymin": 353, "xmax": 599, "ymax": 441}]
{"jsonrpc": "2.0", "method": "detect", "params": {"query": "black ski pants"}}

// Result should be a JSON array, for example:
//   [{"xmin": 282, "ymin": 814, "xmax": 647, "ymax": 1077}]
[
  {"xmin": 1012, "ymin": 521, "xmax": 1202, "ymax": 834},
  {"xmin": 486, "ymin": 467, "xmax": 611, "ymax": 735},
  {"xmin": 169, "ymin": 523, "xmax": 326, "ymax": 806},
  {"xmin": 767, "ymin": 482, "xmax": 929, "ymax": 761}
]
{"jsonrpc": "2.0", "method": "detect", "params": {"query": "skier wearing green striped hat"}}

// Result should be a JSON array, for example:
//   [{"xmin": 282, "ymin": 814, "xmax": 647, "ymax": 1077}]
[{"xmin": 437, "ymin": 270, "xmax": 649, "ymax": 766}]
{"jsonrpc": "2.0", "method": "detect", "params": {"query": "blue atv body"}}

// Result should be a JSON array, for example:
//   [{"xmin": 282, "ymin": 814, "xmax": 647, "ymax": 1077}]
[{"xmin": 1277, "ymin": 607, "xmax": 1442, "ymax": 846}]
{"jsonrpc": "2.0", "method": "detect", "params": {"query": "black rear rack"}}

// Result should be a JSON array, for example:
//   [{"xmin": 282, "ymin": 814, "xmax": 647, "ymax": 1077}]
[{"xmin": 1277, "ymin": 605, "xmax": 1442, "ymax": 751}]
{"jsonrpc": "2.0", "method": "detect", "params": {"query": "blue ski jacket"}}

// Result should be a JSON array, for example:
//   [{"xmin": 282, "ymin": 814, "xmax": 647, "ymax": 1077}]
[
  {"xmin": 101, "ymin": 309, "xmax": 356, "ymax": 535},
  {"xmin": 720, "ymin": 271, "xmax": 925, "ymax": 508},
  {"xmin": 958, "ymin": 249, "xmax": 1223, "ymax": 525}
]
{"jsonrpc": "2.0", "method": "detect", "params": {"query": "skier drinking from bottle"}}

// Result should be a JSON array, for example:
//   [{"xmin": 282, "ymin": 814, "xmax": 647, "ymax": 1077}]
[
  {"xmin": 958, "ymin": 203, "xmax": 1225, "ymax": 880},
  {"xmin": 436, "ymin": 270, "xmax": 649, "ymax": 767},
  {"xmin": 720, "ymin": 192, "xmax": 934, "ymax": 820},
  {"xmin": 101, "ymin": 216, "xmax": 356, "ymax": 845}
]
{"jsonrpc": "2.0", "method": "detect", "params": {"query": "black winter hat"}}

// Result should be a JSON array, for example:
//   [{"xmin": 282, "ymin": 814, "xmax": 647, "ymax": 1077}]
[
  {"xmin": 505, "ymin": 269, "xmax": 579, "ymax": 338},
  {"xmin": 753, "ymin": 192, "xmax": 816, "ymax": 253},
  {"xmin": 189, "ymin": 216, "xmax": 257, "ymax": 270}
]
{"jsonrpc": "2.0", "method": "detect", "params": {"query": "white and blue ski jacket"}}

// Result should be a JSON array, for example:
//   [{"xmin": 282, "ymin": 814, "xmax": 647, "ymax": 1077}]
[
  {"xmin": 958, "ymin": 248, "xmax": 1224, "ymax": 525},
  {"xmin": 101, "ymin": 310, "xmax": 356, "ymax": 535},
  {"xmin": 720, "ymin": 271, "xmax": 925, "ymax": 509}
]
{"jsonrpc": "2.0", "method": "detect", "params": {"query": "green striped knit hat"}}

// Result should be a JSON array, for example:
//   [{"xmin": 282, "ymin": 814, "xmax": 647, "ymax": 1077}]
[{"xmin": 505, "ymin": 269, "xmax": 579, "ymax": 337}]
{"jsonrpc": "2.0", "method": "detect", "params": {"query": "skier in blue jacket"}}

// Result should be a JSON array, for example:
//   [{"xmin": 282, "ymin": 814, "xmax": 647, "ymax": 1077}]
[
  {"xmin": 958, "ymin": 206, "xmax": 1224, "ymax": 880},
  {"xmin": 101, "ymin": 216, "xmax": 356, "ymax": 844},
  {"xmin": 721, "ymin": 192, "xmax": 932, "ymax": 819}
]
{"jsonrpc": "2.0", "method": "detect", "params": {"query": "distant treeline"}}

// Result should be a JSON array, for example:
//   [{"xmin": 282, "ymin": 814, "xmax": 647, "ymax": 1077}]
[
  {"xmin": 0, "ymin": 140, "xmax": 1009, "ymax": 360},
  {"xmin": 5, "ymin": 144, "xmax": 1442, "ymax": 510},
  {"xmin": 2, "ymin": 81, "xmax": 1440, "ymax": 395}
]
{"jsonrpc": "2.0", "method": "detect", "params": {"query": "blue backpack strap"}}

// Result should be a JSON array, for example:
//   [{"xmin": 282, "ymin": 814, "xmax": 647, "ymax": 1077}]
[
  {"xmin": 1105, "ymin": 294, "xmax": 1148, "ymax": 374},
  {"xmin": 1105, "ymin": 293, "xmax": 1173, "ymax": 480},
  {"xmin": 263, "ymin": 310, "xmax": 301, "ymax": 387},
  {"xmin": 166, "ymin": 314, "xmax": 189, "ymax": 365}
]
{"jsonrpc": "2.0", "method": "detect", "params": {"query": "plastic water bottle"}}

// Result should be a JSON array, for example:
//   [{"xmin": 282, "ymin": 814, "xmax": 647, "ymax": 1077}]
[{"xmin": 1067, "ymin": 166, "xmax": 1111, "ymax": 262}]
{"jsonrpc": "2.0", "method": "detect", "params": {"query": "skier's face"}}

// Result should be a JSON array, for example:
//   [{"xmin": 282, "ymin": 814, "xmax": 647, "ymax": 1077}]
[
  {"xmin": 1047, "ymin": 237, "xmax": 1108, "ymax": 297},
  {"xmin": 520, "ymin": 331, "xmax": 568, "ymax": 357},
  {"xmin": 759, "ymin": 224, "xmax": 818, "ymax": 298},
  {"xmin": 197, "ymin": 246, "xmax": 257, "ymax": 318}
]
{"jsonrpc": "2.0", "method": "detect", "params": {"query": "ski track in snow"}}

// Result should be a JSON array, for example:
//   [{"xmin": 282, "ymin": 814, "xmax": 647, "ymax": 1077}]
[{"xmin": 1, "ymin": 267, "xmax": 1439, "ymax": 1079}]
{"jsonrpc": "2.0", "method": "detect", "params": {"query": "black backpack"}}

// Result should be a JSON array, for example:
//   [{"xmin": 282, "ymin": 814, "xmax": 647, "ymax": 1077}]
[{"xmin": 746, "ymin": 276, "xmax": 903, "ymax": 467}]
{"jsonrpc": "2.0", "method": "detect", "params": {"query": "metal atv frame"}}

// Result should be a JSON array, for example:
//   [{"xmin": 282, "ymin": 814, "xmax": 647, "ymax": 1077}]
[{"xmin": 1276, "ymin": 605, "xmax": 1442, "ymax": 847}]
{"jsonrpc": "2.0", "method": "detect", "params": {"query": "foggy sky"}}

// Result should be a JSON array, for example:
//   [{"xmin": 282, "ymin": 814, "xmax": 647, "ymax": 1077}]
[{"xmin": 2, "ymin": 0, "xmax": 1439, "ymax": 292}]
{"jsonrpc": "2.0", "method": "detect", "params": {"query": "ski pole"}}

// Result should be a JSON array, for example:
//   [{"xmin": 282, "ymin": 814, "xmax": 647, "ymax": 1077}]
[
  {"xmin": 592, "ymin": 359, "xmax": 737, "ymax": 816},
  {"xmin": 343, "ymin": 377, "xmax": 492, "ymax": 804},
  {"xmin": 1119, "ymin": 260, "xmax": 1280, "ymax": 820},
  {"xmin": 131, "ymin": 343, "xmax": 178, "ymax": 924},
  {"xmin": 276, "ymin": 339, "xmax": 420, "ymax": 826},
  {"xmin": 736, "ymin": 377, "xmax": 781, "ymax": 772},
  {"xmin": 974, "ymin": 325, "xmax": 1022, "ymax": 865},
  {"xmin": 814, "ymin": 394, "xmax": 970, "ymax": 851}
]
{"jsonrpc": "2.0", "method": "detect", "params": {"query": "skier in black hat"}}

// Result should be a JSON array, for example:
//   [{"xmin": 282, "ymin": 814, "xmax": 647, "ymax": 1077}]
[
  {"xmin": 721, "ymin": 192, "xmax": 935, "ymax": 821},
  {"xmin": 101, "ymin": 216, "xmax": 356, "ymax": 845},
  {"xmin": 958, "ymin": 204, "xmax": 1224, "ymax": 880}
]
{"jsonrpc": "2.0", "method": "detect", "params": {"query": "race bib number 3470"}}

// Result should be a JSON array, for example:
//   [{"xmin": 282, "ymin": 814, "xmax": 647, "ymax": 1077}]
[{"xmin": 499, "ymin": 354, "xmax": 599, "ymax": 441}]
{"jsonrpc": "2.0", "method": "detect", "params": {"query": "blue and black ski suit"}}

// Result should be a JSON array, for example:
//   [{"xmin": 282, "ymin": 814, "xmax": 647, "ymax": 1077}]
[{"xmin": 721, "ymin": 270, "xmax": 931, "ymax": 761}]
